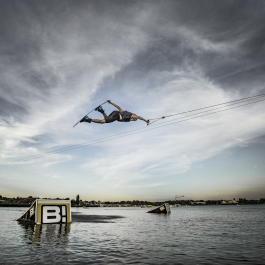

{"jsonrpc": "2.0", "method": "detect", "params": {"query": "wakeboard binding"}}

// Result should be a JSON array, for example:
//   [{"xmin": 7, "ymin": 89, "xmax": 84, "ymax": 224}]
[
  {"xmin": 95, "ymin": 105, "xmax": 105, "ymax": 113},
  {"xmin": 80, "ymin": 116, "xmax": 92, "ymax": 123}
]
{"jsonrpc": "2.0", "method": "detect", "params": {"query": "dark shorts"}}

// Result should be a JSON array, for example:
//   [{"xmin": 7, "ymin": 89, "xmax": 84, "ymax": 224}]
[{"xmin": 105, "ymin": 111, "xmax": 120, "ymax": 123}]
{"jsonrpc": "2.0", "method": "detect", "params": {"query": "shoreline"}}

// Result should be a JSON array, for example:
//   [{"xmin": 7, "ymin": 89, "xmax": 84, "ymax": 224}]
[{"xmin": 1, "ymin": 203, "xmax": 264, "ymax": 207}]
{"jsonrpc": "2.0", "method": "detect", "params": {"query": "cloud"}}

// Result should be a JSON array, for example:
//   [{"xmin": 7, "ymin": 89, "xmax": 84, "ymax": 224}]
[
  {"xmin": 1, "ymin": 1, "xmax": 265, "ymax": 199},
  {"xmin": 52, "ymin": 175, "xmax": 62, "ymax": 179},
  {"xmin": 42, "ymin": 154, "xmax": 72, "ymax": 167},
  {"xmin": 0, "ymin": 1, "xmax": 150, "ymax": 166},
  {"xmin": 81, "ymin": 71, "xmax": 265, "ymax": 189},
  {"xmin": 130, "ymin": 183, "xmax": 164, "ymax": 188}
]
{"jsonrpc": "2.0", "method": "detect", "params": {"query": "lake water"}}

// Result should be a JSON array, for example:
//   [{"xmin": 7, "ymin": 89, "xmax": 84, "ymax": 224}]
[{"xmin": 0, "ymin": 205, "xmax": 264, "ymax": 264}]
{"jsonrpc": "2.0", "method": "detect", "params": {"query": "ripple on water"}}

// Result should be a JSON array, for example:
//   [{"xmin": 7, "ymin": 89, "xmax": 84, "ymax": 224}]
[{"xmin": 0, "ymin": 205, "xmax": 265, "ymax": 264}]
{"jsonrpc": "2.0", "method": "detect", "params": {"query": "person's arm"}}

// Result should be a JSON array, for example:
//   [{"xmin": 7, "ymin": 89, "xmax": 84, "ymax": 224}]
[
  {"xmin": 107, "ymin": 100, "xmax": 124, "ymax": 112},
  {"xmin": 136, "ymin": 116, "xmax": 149, "ymax": 124}
]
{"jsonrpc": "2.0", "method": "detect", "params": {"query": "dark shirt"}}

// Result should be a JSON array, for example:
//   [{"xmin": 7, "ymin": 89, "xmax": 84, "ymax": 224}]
[{"xmin": 119, "ymin": 111, "xmax": 134, "ymax": 122}]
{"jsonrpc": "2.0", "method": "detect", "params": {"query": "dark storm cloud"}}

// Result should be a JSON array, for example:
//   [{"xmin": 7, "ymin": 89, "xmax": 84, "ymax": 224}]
[
  {"xmin": 0, "ymin": 0, "xmax": 62, "ymax": 119},
  {"xmin": 1, "ymin": 0, "xmax": 265, "ymax": 120},
  {"xmin": 0, "ymin": 95, "xmax": 28, "ymax": 117},
  {"xmin": 104, "ymin": 0, "xmax": 265, "ymax": 95},
  {"xmin": 0, "ymin": 0, "xmax": 148, "ymax": 116}
]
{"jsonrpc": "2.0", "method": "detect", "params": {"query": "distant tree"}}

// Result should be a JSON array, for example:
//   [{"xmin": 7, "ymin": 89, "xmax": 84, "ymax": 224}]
[
  {"xmin": 239, "ymin": 198, "xmax": 245, "ymax": 203},
  {"xmin": 76, "ymin": 194, "xmax": 80, "ymax": 205}
]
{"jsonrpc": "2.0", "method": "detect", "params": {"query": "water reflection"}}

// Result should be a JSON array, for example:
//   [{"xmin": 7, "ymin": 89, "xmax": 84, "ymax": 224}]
[{"xmin": 18, "ymin": 221, "xmax": 71, "ymax": 248}]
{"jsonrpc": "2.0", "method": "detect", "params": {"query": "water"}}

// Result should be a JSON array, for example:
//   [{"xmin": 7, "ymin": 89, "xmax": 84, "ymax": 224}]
[{"xmin": 0, "ymin": 205, "xmax": 264, "ymax": 264}]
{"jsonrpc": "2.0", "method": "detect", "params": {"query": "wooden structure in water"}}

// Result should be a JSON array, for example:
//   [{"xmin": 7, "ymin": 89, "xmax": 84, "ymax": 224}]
[
  {"xmin": 147, "ymin": 203, "xmax": 171, "ymax": 214},
  {"xmin": 17, "ymin": 199, "xmax": 71, "ymax": 224}
]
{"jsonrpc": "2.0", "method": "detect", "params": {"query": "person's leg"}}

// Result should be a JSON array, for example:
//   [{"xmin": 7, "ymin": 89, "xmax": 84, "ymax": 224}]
[
  {"xmin": 80, "ymin": 117, "xmax": 106, "ymax": 124},
  {"xmin": 105, "ymin": 111, "xmax": 120, "ymax": 123},
  {"xmin": 81, "ymin": 110, "xmax": 119, "ymax": 124},
  {"xmin": 91, "ymin": 119, "xmax": 106, "ymax": 124}
]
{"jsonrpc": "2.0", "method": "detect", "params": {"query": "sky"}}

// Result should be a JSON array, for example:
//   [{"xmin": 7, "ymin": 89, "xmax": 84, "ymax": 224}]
[{"xmin": 0, "ymin": 0, "xmax": 265, "ymax": 201}]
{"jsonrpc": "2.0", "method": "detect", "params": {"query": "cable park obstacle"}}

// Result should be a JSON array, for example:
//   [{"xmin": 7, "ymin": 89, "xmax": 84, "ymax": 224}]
[
  {"xmin": 17, "ymin": 199, "xmax": 71, "ymax": 224},
  {"xmin": 15, "ymin": 199, "xmax": 171, "ymax": 224},
  {"xmin": 1, "ymin": 94, "xmax": 265, "ymax": 167},
  {"xmin": 147, "ymin": 203, "xmax": 171, "ymax": 214}
]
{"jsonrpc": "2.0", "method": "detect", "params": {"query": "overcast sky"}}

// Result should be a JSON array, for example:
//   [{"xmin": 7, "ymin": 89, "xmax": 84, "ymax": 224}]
[{"xmin": 0, "ymin": 0, "xmax": 265, "ymax": 201}]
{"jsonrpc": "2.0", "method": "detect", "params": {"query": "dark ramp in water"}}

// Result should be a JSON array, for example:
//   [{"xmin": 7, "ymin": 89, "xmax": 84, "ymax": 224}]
[
  {"xmin": 147, "ymin": 203, "xmax": 171, "ymax": 214},
  {"xmin": 72, "ymin": 213, "xmax": 124, "ymax": 223}
]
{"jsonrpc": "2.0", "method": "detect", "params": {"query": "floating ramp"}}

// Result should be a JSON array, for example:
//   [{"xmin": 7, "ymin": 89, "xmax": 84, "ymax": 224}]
[
  {"xmin": 147, "ymin": 203, "xmax": 171, "ymax": 214},
  {"xmin": 17, "ymin": 199, "xmax": 71, "ymax": 224}
]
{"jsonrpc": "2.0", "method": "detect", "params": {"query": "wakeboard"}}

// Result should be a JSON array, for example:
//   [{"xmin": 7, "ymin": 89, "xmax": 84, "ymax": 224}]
[{"xmin": 73, "ymin": 101, "xmax": 107, "ymax": 128}]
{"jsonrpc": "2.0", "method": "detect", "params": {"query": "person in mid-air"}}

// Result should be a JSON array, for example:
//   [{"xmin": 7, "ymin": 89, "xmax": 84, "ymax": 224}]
[{"xmin": 81, "ymin": 100, "xmax": 149, "ymax": 125}]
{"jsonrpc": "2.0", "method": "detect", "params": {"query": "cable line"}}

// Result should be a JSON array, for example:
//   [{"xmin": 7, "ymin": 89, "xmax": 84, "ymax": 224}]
[
  {"xmin": 6, "ymin": 94, "xmax": 263, "ymax": 164},
  {"xmin": 1, "ymin": 96, "xmax": 264, "ymax": 166},
  {"xmin": 148, "ymin": 93, "xmax": 265, "ymax": 125},
  {"xmin": 0, "ymin": 95, "xmax": 264, "ymax": 167}
]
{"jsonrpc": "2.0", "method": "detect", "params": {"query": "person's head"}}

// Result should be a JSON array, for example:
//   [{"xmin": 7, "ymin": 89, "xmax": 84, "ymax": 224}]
[{"xmin": 131, "ymin": 114, "xmax": 138, "ymax": 121}]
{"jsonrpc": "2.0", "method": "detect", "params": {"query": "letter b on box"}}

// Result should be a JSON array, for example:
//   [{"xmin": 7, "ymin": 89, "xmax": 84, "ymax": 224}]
[{"xmin": 42, "ymin": 205, "xmax": 67, "ymax": 224}]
